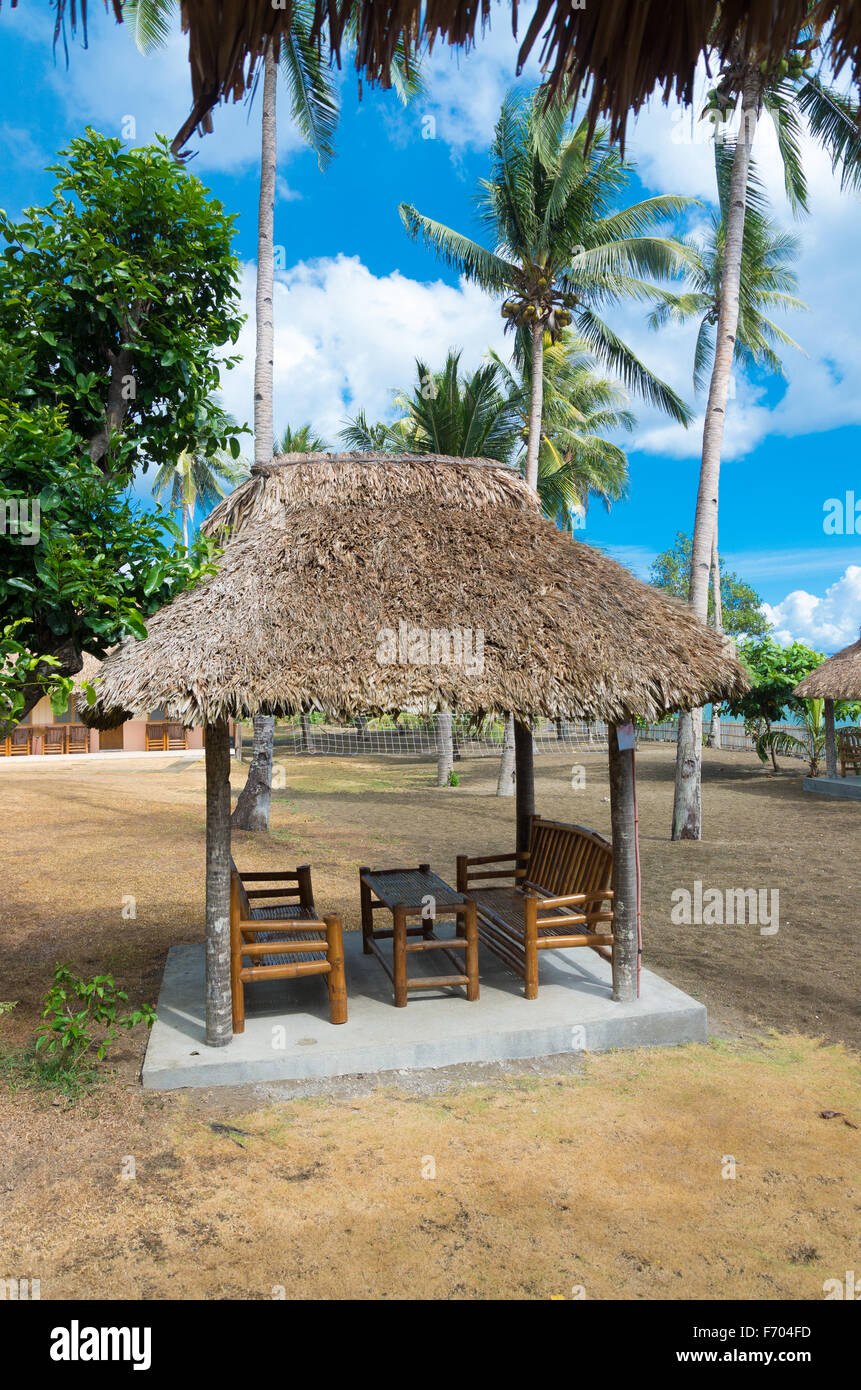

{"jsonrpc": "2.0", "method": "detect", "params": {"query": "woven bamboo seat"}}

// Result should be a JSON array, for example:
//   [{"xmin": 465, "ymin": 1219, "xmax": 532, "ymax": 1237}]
[
  {"xmin": 838, "ymin": 727, "xmax": 861, "ymax": 776},
  {"xmin": 229, "ymin": 858, "xmax": 346, "ymax": 1030},
  {"xmin": 457, "ymin": 816, "xmax": 614, "ymax": 999}
]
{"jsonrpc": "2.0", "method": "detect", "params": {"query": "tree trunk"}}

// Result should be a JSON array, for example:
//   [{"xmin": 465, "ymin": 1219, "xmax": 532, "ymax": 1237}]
[
  {"xmin": 204, "ymin": 719, "xmax": 232, "ymax": 1046},
  {"xmin": 496, "ymin": 712, "xmax": 515, "ymax": 796},
  {"xmin": 672, "ymin": 73, "xmax": 760, "ymax": 840},
  {"xmin": 300, "ymin": 712, "xmax": 313, "ymax": 753},
  {"xmin": 707, "ymin": 522, "xmax": 723, "ymax": 748},
  {"xmin": 608, "ymin": 723, "xmax": 638, "ymax": 1002},
  {"xmin": 231, "ymin": 714, "xmax": 274, "ymax": 830},
  {"xmin": 524, "ymin": 320, "xmax": 544, "ymax": 492},
  {"xmin": 824, "ymin": 699, "xmax": 837, "ymax": 779},
  {"xmin": 514, "ymin": 718, "xmax": 535, "ymax": 854},
  {"xmin": 237, "ymin": 42, "xmax": 278, "ymax": 832},
  {"xmin": 436, "ymin": 709, "xmax": 454, "ymax": 786}
]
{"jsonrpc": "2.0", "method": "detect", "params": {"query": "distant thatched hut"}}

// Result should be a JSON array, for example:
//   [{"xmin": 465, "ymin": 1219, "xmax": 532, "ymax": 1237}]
[
  {"xmin": 83, "ymin": 454, "xmax": 747, "ymax": 1044},
  {"xmin": 794, "ymin": 633, "xmax": 861, "ymax": 779}
]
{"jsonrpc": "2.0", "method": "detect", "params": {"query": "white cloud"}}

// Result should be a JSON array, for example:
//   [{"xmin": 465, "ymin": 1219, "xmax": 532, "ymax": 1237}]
[
  {"xmin": 763, "ymin": 565, "xmax": 861, "ymax": 651},
  {"xmin": 218, "ymin": 255, "xmax": 508, "ymax": 443}
]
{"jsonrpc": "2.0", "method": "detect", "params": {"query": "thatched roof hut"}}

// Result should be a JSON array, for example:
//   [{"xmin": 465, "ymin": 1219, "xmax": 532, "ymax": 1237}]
[
  {"xmin": 794, "ymin": 635, "xmax": 861, "ymax": 701},
  {"xmin": 39, "ymin": 2, "xmax": 861, "ymax": 152},
  {"xmin": 82, "ymin": 454, "xmax": 747, "ymax": 730},
  {"xmin": 77, "ymin": 453, "xmax": 748, "ymax": 1045},
  {"xmin": 794, "ymin": 632, "xmax": 861, "ymax": 782}
]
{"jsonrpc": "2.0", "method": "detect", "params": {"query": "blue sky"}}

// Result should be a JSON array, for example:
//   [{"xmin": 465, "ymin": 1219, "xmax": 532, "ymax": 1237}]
[{"xmin": 3, "ymin": 2, "xmax": 861, "ymax": 653}]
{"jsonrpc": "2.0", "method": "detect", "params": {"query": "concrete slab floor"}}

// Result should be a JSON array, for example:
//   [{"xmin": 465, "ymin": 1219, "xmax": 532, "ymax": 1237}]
[
  {"xmin": 803, "ymin": 775, "xmax": 861, "ymax": 800},
  {"xmin": 142, "ymin": 932, "xmax": 708, "ymax": 1089}
]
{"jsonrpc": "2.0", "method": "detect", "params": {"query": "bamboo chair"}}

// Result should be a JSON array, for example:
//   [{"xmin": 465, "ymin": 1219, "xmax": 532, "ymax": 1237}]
[
  {"xmin": 146, "ymin": 722, "xmax": 168, "ymax": 751},
  {"xmin": 43, "ymin": 726, "xmax": 67, "ymax": 755},
  {"xmin": 166, "ymin": 721, "xmax": 187, "ymax": 751},
  {"xmin": 9, "ymin": 727, "xmax": 32, "ymax": 755},
  {"xmin": 229, "ymin": 858, "xmax": 347, "ymax": 1032},
  {"xmin": 66, "ymin": 725, "xmax": 89, "ymax": 754},
  {"xmin": 457, "ymin": 816, "xmax": 614, "ymax": 999},
  {"xmin": 838, "ymin": 727, "xmax": 861, "ymax": 777}
]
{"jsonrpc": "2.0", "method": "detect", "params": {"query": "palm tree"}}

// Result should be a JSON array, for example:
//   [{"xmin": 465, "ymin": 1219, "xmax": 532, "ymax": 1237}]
[
  {"xmin": 400, "ymin": 85, "xmax": 695, "ymax": 494},
  {"xmin": 123, "ymin": 1, "xmax": 339, "ymax": 833},
  {"xmin": 401, "ymin": 84, "xmax": 696, "ymax": 845},
  {"xmin": 151, "ymin": 428, "xmax": 249, "ymax": 550},
  {"xmin": 671, "ymin": 25, "xmax": 861, "ymax": 838},
  {"xmin": 650, "ymin": 161, "xmax": 807, "ymax": 749},
  {"xmin": 649, "ymin": 165, "xmax": 807, "ymax": 396},
  {"xmin": 276, "ymin": 423, "xmax": 330, "ymax": 454},
  {"xmin": 341, "ymin": 351, "xmax": 520, "ymax": 462},
  {"xmin": 491, "ymin": 329, "xmax": 633, "ymax": 529}
]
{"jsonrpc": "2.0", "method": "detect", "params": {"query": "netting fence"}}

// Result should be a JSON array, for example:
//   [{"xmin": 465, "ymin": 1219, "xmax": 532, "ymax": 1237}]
[{"xmin": 235, "ymin": 714, "xmax": 814, "ymax": 761}]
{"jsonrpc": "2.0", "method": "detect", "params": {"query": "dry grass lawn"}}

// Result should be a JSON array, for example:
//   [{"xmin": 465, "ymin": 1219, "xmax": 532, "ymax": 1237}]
[{"xmin": 0, "ymin": 745, "xmax": 858, "ymax": 1299}]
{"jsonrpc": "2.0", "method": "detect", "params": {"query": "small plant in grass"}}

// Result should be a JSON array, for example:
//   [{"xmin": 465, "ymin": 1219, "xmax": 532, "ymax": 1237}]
[
  {"xmin": 447, "ymin": 770, "xmax": 460, "ymax": 786},
  {"xmin": 35, "ymin": 965, "xmax": 157, "ymax": 1074}
]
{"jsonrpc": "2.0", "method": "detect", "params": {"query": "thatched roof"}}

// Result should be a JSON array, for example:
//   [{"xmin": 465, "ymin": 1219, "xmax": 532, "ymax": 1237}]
[
  {"xmin": 33, "ymin": 2, "xmax": 861, "ymax": 153},
  {"xmin": 81, "ymin": 453, "xmax": 747, "ymax": 730},
  {"xmin": 794, "ymin": 635, "xmax": 861, "ymax": 700}
]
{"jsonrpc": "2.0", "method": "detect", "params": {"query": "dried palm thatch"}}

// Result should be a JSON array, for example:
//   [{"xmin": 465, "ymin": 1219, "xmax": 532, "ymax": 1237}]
[
  {"xmin": 81, "ymin": 453, "xmax": 747, "ymax": 731},
  {"xmin": 24, "ymin": 1, "xmax": 861, "ymax": 153},
  {"xmin": 794, "ymin": 635, "xmax": 861, "ymax": 700}
]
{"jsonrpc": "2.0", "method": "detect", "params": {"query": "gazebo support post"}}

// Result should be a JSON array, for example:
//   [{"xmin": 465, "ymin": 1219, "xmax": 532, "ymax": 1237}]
[
  {"xmin": 514, "ymin": 718, "xmax": 535, "ymax": 854},
  {"xmin": 204, "ymin": 718, "xmax": 233, "ymax": 1046},
  {"xmin": 608, "ymin": 722, "xmax": 638, "ymax": 1002},
  {"xmin": 824, "ymin": 698, "xmax": 838, "ymax": 779}
]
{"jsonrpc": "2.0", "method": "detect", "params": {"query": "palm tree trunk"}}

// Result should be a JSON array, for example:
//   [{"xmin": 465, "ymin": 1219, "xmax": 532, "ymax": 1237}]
[
  {"xmin": 496, "ymin": 712, "xmax": 515, "ymax": 796},
  {"xmin": 672, "ymin": 73, "xmax": 760, "ymax": 840},
  {"xmin": 509, "ymin": 320, "xmax": 545, "ymax": 819},
  {"xmin": 204, "ymin": 719, "xmax": 232, "ymax": 1045},
  {"xmin": 524, "ymin": 320, "xmax": 544, "ymax": 491},
  {"xmin": 181, "ymin": 501, "xmax": 189, "ymax": 551},
  {"xmin": 514, "ymin": 718, "xmax": 535, "ymax": 854},
  {"xmin": 707, "ymin": 522, "xmax": 723, "ymax": 749},
  {"xmin": 232, "ymin": 42, "xmax": 277, "ymax": 833},
  {"xmin": 436, "ymin": 709, "xmax": 454, "ymax": 786}
]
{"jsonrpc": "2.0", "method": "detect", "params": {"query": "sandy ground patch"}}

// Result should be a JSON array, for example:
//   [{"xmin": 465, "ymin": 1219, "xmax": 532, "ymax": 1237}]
[{"xmin": 0, "ymin": 746, "xmax": 858, "ymax": 1298}]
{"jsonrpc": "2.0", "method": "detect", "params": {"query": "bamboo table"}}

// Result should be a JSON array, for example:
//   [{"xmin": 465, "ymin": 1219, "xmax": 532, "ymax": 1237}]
[{"xmin": 358, "ymin": 864, "xmax": 479, "ymax": 1007}]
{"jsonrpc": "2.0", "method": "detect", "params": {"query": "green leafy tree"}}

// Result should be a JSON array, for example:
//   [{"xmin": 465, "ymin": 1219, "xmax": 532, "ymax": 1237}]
[
  {"xmin": 0, "ymin": 130, "xmax": 243, "ymax": 481},
  {"xmin": 672, "ymin": 25, "xmax": 861, "ymax": 838},
  {"xmin": 724, "ymin": 636, "xmax": 861, "ymax": 771},
  {"xmin": 650, "ymin": 533, "xmax": 769, "ymax": 637},
  {"xmin": 400, "ymin": 85, "xmax": 694, "ymax": 492},
  {"xmin": 0, "ymin": 379, "xmax": 218, "ymax": 728}
]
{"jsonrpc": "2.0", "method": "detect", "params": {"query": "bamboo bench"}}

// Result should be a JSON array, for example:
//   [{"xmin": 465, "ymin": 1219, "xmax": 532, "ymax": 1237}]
[
  {"xmin": 229, "ymin": 859, "xmax": 346, "ymax": 1032},
  {"xmin": 456, "ymin": 815, "xmax": 614, "ymax": 999},
  {"xmin": 838, "ymin": 727, "xmax": 861, "ymax": 777}
]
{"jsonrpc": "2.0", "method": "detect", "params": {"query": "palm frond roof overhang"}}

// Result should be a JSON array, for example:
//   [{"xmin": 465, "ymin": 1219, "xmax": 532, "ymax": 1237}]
[{"xmin": 28, "ymin": 1, "xmax": 861, "ymax": 154}]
